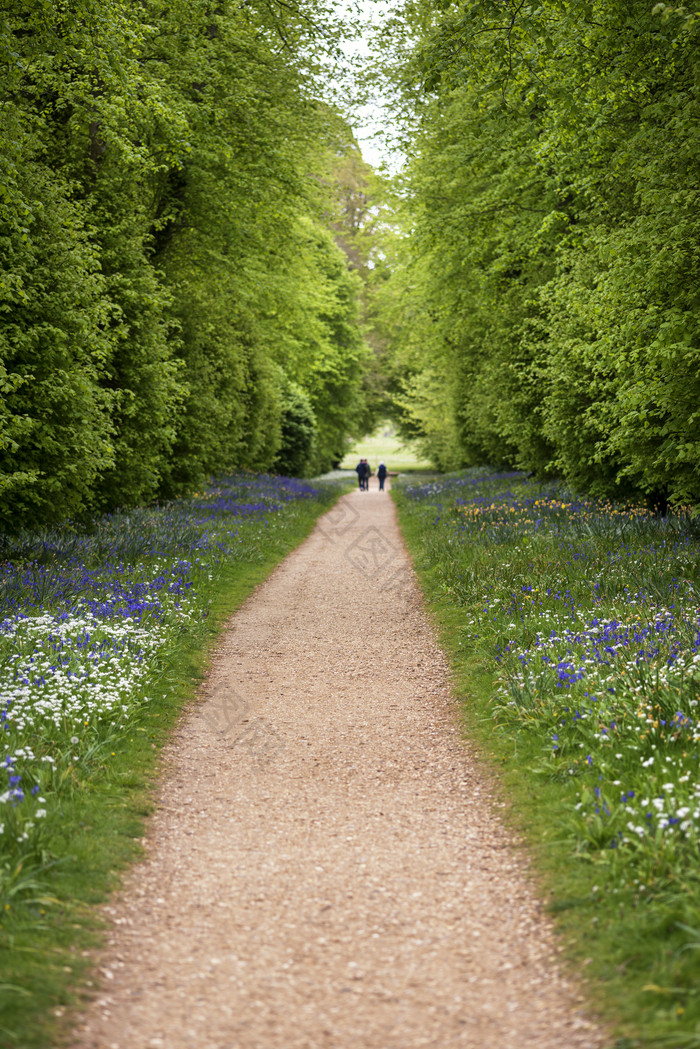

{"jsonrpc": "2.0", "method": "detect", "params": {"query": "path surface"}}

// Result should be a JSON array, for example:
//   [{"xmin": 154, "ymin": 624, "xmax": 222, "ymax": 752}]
[{"xmin": 72, "ymin": 481, "xmax": 604, "ymax": 1049}]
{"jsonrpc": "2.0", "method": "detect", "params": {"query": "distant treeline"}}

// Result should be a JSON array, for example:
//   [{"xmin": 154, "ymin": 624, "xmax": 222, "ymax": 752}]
[
  {"xmin": 383, "ymin": 1, "xmax": 700, "ymax": 506},
  {"xmin": 1, "ymin": 0, "xmax": 370, "ymax": 530}
]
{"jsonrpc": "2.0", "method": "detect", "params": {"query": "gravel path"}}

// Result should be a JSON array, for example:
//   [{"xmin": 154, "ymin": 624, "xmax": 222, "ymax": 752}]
[{"xmin": 72, "ymin": 482, "xmax": 605, "ymax": 1049}]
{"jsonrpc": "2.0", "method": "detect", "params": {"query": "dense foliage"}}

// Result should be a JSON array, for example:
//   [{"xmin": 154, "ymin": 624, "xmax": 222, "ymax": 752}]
[
  {"xmin": 380, "ymin": 1, "xmax": 700, "ymax": 505},
  {"xmin": 0, "ymin": 0, "xmax": 370, "ymax": 529},
  {"xmin": 327, "ymin": 137, "xmax": 399, "ymax": 434}
]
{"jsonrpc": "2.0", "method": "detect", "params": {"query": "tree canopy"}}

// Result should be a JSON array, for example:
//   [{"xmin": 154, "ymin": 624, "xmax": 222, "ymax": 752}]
[
  {"xmin": 377, "ymin": 0, "xmax": 700, "ymax": 504},
  {"xmin": 4, "ymin": 0, "xmax": 700, "ymax": 519},
  {"xmin": 0, "ymin": 0, "xmax": 372, "ymax": 528}
]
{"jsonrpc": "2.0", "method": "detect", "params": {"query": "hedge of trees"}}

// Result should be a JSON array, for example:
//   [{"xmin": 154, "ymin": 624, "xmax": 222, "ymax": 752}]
[
  {"xmin": 1, "ymin": 0, "xmax": 371, "ymax": 530},
  {"xmin": 381, "ymin": 1, "xmax": 700, "ymax": 506}
]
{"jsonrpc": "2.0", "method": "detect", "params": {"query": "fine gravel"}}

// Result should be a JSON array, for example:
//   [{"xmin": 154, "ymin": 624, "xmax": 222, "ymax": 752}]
[{"xmin": 71, "ymin": 480, "xmax": 607, "ymax": 1049}]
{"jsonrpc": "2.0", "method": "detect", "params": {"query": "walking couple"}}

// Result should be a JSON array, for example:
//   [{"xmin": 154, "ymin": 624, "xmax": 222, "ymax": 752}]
[{"xmin": 355, "ymin": 459, "xmax": 388, "ymax": 491}]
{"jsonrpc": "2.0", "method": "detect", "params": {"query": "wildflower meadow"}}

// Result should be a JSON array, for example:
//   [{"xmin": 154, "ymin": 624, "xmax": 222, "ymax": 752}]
[
  {"xmin": 0, "ymin": 473, "xmax": 338, "ymax": 1047},
  {"xmin": 395, "ymin": 470, "xmax": 700, "ymax": 1047}
]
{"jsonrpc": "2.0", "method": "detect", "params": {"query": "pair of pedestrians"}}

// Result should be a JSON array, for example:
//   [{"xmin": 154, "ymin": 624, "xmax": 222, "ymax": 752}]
[{"xmin": 355, "ymin": 459, "xmax": 388, "ymax": 491}]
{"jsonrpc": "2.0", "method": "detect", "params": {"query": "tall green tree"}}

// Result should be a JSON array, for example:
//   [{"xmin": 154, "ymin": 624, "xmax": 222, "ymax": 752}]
[
  {"xmin": 325, "ymin": 123, "xmax": 399, "ymax": 435},
  {"xmin": 381, "ymin": 0, "xmax": 700, "ymax": 502},
  {"xmin": 0, "ymin": 0, "xmax": 372, "ymax": 525},
  {"xmin": 0, "ymin": 0, "xmax": 132, "ymax": 526}
]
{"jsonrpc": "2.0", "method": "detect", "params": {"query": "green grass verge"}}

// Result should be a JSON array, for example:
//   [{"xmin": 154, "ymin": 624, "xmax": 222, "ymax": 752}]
[
  {"xmin": 393, "ymin": 478, "xmax": 700, "ymax": 1049},
  {"xmin": 0, "ymin": 491, "xmax": 342, "ymax": 1049}
]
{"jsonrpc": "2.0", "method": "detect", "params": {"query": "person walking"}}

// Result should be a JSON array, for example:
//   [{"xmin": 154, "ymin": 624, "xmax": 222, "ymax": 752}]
[
  {"xmin": 377, "ymin": 462, "xmax": 388, "ymax": 492},
  {"xmin": 355, "ymin": 458, "xmax": 370, "ymax": 491},
  {"xmin": 355, "ymin": 459, "xmax": 364, "ymax": 491}
]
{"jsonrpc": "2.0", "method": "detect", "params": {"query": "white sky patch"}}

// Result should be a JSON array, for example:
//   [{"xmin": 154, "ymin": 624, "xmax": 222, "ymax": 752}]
[{"xmin": 338, "ymin": 0, "xmax": 402, "ymax": 171}]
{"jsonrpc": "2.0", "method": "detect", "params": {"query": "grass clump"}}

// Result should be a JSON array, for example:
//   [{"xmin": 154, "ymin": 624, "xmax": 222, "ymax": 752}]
[
  {"xmin": 394, "ymin": 469, "xmax": 700, "ymax": 1048},
  {"xmin": 0, "ymin": 472, "xmax": 342, "ymax": 1048}
]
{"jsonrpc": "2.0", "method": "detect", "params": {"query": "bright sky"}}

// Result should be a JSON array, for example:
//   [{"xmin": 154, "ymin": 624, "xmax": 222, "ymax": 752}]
[{"xmin": 339, "ymin": 0, "xmax": 399, "ymax": 171}]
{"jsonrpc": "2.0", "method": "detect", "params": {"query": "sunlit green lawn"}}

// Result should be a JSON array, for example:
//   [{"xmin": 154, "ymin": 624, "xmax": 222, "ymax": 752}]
[{"xmin": 340, "ymin": 421, "xmax": 432, "ymax": 473}]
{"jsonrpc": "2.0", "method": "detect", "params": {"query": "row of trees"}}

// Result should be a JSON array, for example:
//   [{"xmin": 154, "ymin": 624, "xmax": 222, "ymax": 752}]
[
  {"xmin": 380, "ymin": 0, "xmax": 700, "ymax": 505},
  {"xmin": 1, "ymin": 0, "xmax": 373, "ymax": 529}
]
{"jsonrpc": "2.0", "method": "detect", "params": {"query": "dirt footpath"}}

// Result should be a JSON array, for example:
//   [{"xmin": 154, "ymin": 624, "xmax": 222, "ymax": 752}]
[{"xmin": 72, "ymin": 480, "xmax": 605, "ymax": 1049}]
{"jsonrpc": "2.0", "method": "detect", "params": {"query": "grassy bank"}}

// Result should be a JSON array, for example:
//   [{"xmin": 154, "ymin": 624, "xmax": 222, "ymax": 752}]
[
  {"xmin": 0, "ymin": 475, "xmax": 342, "ymax": 1048},
  {"xmin": 394, "ymin": 470, "xmax": 700, "ymax": 1049}
]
